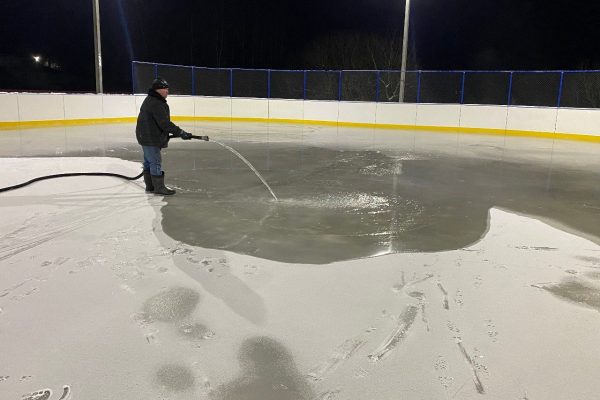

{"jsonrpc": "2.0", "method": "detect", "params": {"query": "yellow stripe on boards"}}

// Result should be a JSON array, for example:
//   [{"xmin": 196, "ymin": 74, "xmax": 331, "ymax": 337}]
[
  {"xmin": 2, "ymin": 115, "xmax": 600, "ymax": 143},
  {"xmin": 0, "ymin": 117, "xmax": 136, "ymax": 130}
]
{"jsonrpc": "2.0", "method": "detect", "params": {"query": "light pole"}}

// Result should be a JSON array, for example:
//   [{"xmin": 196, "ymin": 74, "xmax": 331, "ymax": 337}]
[
  {"xmin": 92, "ymin": 0, "xmax": 103, "ymax": 93},
  {"xmin": 399, "ymin": 0, "xmax": 411, "ymax": 102}
]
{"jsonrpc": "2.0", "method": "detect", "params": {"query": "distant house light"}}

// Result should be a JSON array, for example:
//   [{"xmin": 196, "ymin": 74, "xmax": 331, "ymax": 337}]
[{"xmin": 33, "ymin": 55, "xmax": 41, "ymax": 63}]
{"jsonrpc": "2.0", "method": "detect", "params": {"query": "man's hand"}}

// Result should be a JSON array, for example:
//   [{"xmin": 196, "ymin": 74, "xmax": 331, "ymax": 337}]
[{"xmin": 180, "ymin": 131, "xmax": 193, "ymax": 140}]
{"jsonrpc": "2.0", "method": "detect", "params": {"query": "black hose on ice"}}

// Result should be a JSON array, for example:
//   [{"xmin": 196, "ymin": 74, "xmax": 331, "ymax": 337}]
[
  {"xmin": 0, "ymin": 171, "xmax": 144, "ymax": 193},
  {"xmin": 0, "ymin": 136, "xmax": 209, "ymax": 193}
]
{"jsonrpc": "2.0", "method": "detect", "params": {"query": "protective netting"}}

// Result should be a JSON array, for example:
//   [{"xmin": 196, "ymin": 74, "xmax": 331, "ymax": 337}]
[
  {"xmin": 132, "ymin": 63, "xmax": 156, "ymax": 94},
  {"xmin": 270, "ymin": 71, "xmax": 304, "ymax": 99},
  {"xmin": 419, "ymin": 72, "xmax": 463, "ymax": 104},
  {"xmin": 232, "ymin": 69, "xmax": 268, "ymax": 98},
  {"xmin": 156, "ymin": 65, "xmax": 193, "ymax": 95},
  {"xmin": 463, "ymin": 72, "xmax": 511, "ymax": 105},
  {"xmin": 510, "ymin": 72, "xmax": 561, "ymax": 107},
  {"xmin": 341, "ymin": 71, "xmax": 378, "ymax": 102},
  {"xmin": 305, "ymin": 71, "xmax": 340, "ymax": 101},
  {"xmin": 194, "ymin": 68, "xmax": 231, "ymax": 97},
  {"xmin": 132, "ymin": 63, "xmax": 600, "ymax": 109},
  {"xmin": 560, "ymin": 72, "xmax": 600, "ymax": 108},
  {"xmin": 377, "ymin": 71, "xmax": 418, "ymax": 103}
]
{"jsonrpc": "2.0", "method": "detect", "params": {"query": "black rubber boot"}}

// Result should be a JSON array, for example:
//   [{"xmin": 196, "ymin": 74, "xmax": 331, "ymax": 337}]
[
  {"xmin": 143, "ymin": 169, "xmax": 154, "ymax": 193},
  {"xmin": 151, "ymin": 172, "xmax": 176, "ymax": 195}
]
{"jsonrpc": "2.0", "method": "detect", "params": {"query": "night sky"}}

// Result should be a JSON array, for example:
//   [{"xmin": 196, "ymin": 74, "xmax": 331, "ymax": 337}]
[{"xmin": 1, "ymin": 0, "xmax": 600, "ymax": 92}]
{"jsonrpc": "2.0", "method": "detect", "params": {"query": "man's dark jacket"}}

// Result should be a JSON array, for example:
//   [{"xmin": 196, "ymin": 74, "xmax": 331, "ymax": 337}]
[{"xmin": 136, "ymin": 90, "xmax": 182, "ymax": 148}]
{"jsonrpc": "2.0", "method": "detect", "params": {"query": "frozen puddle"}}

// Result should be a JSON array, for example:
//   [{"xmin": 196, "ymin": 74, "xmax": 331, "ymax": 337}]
[{"xmin": 1, "ymin": 157, "xmax": 600, "ymax": 399}]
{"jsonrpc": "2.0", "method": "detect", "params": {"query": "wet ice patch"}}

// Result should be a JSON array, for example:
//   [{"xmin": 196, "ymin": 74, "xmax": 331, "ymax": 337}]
[
  {"xmin": 576, "ymin": 256, "xmax": 600, "ymax": 266},
  {"xmin": 142, "ymin": 287, "xmax": 201, "ymax": 323},
  {"xmin": 585, "ymin": 271, "xmax": 600, "ymax": 280},
  {"xmin": 156, "ymin": 364, "xmax": 195, "ymax": 392},
  {"xmin": 279, "ymin": 193, "xmax": 389, "ymax": 210},
  {"xmin": 215, "ymin": 336, "xmax": 314, "ymax": 400},
  {"xmin": 359, "ymin": 163, "xmax": 402, "ymax": 176},
  {"xmin": 21, "ymin": 389, "xmax": 52, "ymax": 400},
  {"xmin": 542, "ymin": 279, "xmax": 600, "ymax": 312},
  {"xmin": 178, "ymin": 322, "xmax": 215, "ymax": 341}
]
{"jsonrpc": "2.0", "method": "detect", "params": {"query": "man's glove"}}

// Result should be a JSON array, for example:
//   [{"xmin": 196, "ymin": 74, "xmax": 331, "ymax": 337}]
[{"xmin": 180, "ymin": 130, "xmax": 193, "ymax": 140}]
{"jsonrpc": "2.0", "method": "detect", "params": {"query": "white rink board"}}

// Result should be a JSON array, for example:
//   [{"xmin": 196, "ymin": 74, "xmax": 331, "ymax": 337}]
[
  {"xmin": 339, "ymin": 102, "xmax": 377, "ymax": 124},
  {"xmin": 269, "ymin": 99, "xmax": 304, "ymax": 120},
  {"xmin": 555, "ymin": 108, "xmax": 600, "ymax": 136},
  {"xmin": 2, "ymin": 92, "xmax": 600, "ymax": 139},
  {"xmin": 103, "ymin": 95, "xmax": 137, "ymax": 118},
  {"xmin": 375, "ymin": 103, "xmax": 417, "ymax": 125},
  {"xmin": 231, "ymin": 98, "xmax": 269, "ymax": 119},
  {"xmin": 167, "ymin": 96, "xmax": 195, "ymax": 117},
  {"xmin": 507, "ymin": 106, "xmax": 558, "ymax": 133},
  {"xmin": 134, "ymin": 95, "xmax": 146, "ymax": 115},
  {"xmin": 63, "ymin": 95, "xmax": 103, "ymax": 120},
  {"xmin": 416, "ymin": 104, "xmax": 461, "ymax": 127},
  {"xmin": 17, "ymin": 93, "xmax": 64, "ymax": 121},
  {"xmin": 304, "ymin": 100, "xmax": 339, "ymax": 121},
  {"xmin": 460, "ymin": 105, "xmax": 508, "ymax": 130},
  {"xmin": 194, "ymin": 97, "xmax": 231, "ymax": 118},
  {"xmin": 0, "ymin": 93, "xmax": 19, "ymax": 122}
]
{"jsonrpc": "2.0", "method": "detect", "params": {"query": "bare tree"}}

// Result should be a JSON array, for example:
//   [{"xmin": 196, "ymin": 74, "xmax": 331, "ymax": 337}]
[{"xmin": 302, "ymin": 30, "xmax": 416, "ymax": 101}]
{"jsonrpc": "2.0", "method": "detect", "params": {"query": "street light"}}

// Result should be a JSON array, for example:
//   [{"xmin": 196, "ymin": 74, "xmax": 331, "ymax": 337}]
[
  {"xmin": 92, "ymin": 0, "xmax": 103, "ymax": 93},
  {"xmin": 399, "ymin": 0, "xmax": 411, "ymax": 103}
]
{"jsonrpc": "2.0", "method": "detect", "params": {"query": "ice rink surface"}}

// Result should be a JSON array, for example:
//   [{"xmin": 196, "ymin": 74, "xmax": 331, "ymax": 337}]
[{"xmin": 1, "ymin": 121, "xmax": 600, "ymax": 399}]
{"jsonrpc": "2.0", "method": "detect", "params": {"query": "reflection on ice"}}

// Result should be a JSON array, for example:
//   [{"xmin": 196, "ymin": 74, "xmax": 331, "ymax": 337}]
[{"xmin": 278, "ymin": 193, "xmax": 390, "ymax": 210}]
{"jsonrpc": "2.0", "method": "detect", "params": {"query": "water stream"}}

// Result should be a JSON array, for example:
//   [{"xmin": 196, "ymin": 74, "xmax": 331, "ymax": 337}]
[{"xmin": 211, "ymin": 140, "xmax": 279, "ymax": 201}]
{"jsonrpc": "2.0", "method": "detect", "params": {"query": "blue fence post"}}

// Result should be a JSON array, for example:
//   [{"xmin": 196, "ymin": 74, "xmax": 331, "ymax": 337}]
[
  {"xmin": 416, "ymin": 71, "xmax": 422, "ymax": 103},
  {"xmin": 557, "ymin": 71, "xmax": 565, "ymax": 108},
  {"xmin": 376, "ymin": 71, "xmax": 381, "ymax": 102},
  {"xmin": 303, "ymin": 70, "xmax": 307, "ymax": 100},
  {"xmin": 507, "ymin": 72, "xmax": 514, "ymax": 106},
  {"xmin": 229, "ymin": 69, "xmax": 233, "ymax": 97},
  {"xmin": 131, "ymin": 62, "xmax": 135, "ymax": 94},
  {"xmin": 267, "ymin": 69, "xmax": 271, "ymax": 99},
  {"xmin": 154, "ymin": 64, "xmax": 158, "ymax": 79},
  {"xmin": 191, "ymin": 67, "xmax": 195, "ymax": 96},
  {"xmin": 338, "ymin": 71, "xmax": 343, "ymax": 101},
  {"xmin": 460, "ymin": 71, "xmax": 466, "ymax": 104}
]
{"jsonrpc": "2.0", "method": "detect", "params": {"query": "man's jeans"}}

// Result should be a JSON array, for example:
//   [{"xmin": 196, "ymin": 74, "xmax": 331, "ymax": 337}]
[{"xmin": 142, "ymin": 146, "xmax": 162, "ymax": 176}]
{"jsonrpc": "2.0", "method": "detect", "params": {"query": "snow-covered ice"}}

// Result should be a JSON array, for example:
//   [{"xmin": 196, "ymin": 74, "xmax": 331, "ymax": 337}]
[{"xmin": 1, "ymin": 124, "xmax": 600, "ymax": 399}]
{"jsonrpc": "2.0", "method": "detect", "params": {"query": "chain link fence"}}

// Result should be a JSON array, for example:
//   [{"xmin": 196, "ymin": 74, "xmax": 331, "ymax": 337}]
[
  {"xmin": 270, "ymin": 70, "xmax": 304, "ymax": 100},
  {"xmin": 132, "ymin": 62, "xmax": 600, "ymax": 108},
  {"xmin": 463, "ymin": 72, "xmax": 511, "ymax": 105},
  {"xmin": 194, "ymin": 68, "xmax": 230, "ymax": 97}
]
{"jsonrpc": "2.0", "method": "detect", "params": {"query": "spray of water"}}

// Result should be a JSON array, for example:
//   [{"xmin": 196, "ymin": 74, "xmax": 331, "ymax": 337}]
[{"xmin": 211, "ymin": 140, "xmax": 278, "ymax": 201}]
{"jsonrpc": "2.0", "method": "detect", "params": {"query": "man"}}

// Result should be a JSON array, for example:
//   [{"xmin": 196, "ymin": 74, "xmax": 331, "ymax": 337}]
[{"xmin": 135, "ymin": 77, "xmax": 193, "ymax": 195}]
